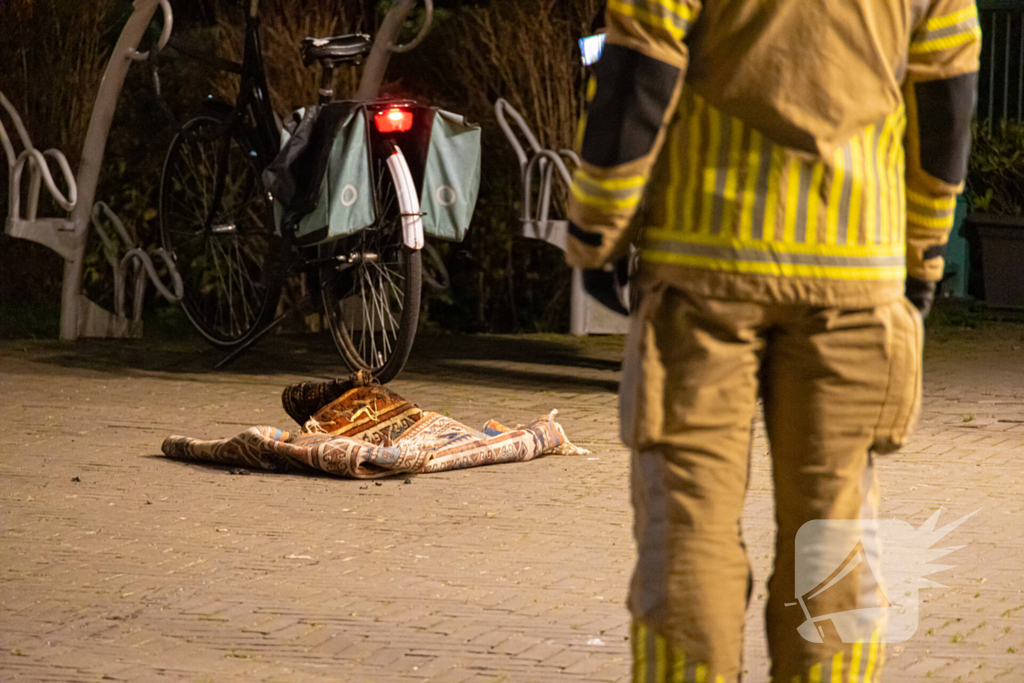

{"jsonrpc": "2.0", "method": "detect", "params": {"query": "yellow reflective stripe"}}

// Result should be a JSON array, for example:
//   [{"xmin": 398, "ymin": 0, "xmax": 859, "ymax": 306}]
[
  {"xmin": 683, "ymin": 96, "xmax": 705, "ymax": 233},
  {"xmin": 863, "ymin": 126, "xmax": 877, "ymax": 247},
  {"xmin": 876, "ymin": 118, "xmax": 892, "ymax": 247},
  {"xmin": 910, "ymin": 27, "xmax": 981, "ymax": 53},
  {"xmin": 716, "ymin": 677, "xmax": 725, "ymax": 683},
  {"xmin": 672, "ymin": 647, "xmax": 686, "ymax": 682},
  {"xmin": 783, "ymin": 156, "xmax": 802, "ymax": 243},
  {"xmin": 608, "ymin": 0, "xmax": 686, "ymax": 40},
  {"xmin": 655, "ymin": 633, "xmax": 667, "ymax": 682},
  {"xmin": 831, "ymin": 651, "xmax": 844, "ymax": 683},
  {"xmin": 570, "ymin": 182, "xmax": 643, "ymax": 211},
  {"xmin": 848, "ymin": 134, "xmax": 865, "ymax": 246},
  {"xmin": 884, "ymin": 114, "xmax": 899, "ymax": 247},
  {"xmin": 897, "ymin": 119, "xmax": 907, "ymax": 246},
  {"xmin": 907, "ymin": 210, "xmax": 956, "ymax": 229},
  {"xmin": 810, "ymin": 663, "xmax": 822, "ymax": 683},
  {"xmin": 912, "ymin": 6, "xmax": 980, "ymax": 53},
  {"xmin": 644, "ymin": 229, "xmax": 904, "ymax": 256},
  {"xmin": 763, "ymin": 146, "xmax": 784, "ymax": 242},
  {"xmin": 700, "ymin": 106, "xmax": 722, "ymax": 235},
  {"xmin": 653, "ymin": 0, "xmax": 698, "ymax": 22},
  {"xmin": 827, "ymin": 146, "xmax": 845, "ymax": 245},
  {"xmin": 925, "ymin": 4, "xmax": 977, "ymax": 31},
  {"xmin": 721, "ymin": 117, "xmax": 744, "ymax": 238},
  {"xmin": 849, "ymin": 641, "xmax": 862, "ymax": 683},
  {"xmin": 695, "ymin": 664, "xmax": 708, "ymax": 682},
  {"xmin": 893, "ymin": 115, "xmax": 907, "ymax": 247},
  {"xmin": 739, "ymin": 129, "xmax": 762, "ymax": 241},
  {"xmin": 642, "ymin": 249, "xmax": 905, "ymax": 280},
  {"xmin": 633, "ymin": 622, "xmax": 647, "ymax": 683},
  {"xmin": 576, "ymin": 112, "xmax": 587, "ymax": 151},
  {"xmin": 577, "ymin": 170, "xmax": 647, "ymax": 191},
  {"xmin": 806, "ymin": 161, "xmax": 824, "ymax": 246},
  {"xmin": 906, "ymin": 188, "xmax": 956, "ymax": 210},
  {"xmin": 887, "ymin": 124, "xmax": 900, "ymax": 247},
  {"xmin": 864, "ymin": 630, "xmax": 880, "ymax": 682}
]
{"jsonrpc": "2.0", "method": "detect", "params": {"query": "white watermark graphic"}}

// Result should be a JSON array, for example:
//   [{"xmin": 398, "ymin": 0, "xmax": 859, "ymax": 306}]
[{"xmin": 791, "ymin": 508, "xmax": 978, "ymax": 644}]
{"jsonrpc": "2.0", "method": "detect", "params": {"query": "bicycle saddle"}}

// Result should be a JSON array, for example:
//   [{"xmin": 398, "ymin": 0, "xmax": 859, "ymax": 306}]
[{"xmin": 300, "ymin": 34, "xmax": 373, "ymax": 67}]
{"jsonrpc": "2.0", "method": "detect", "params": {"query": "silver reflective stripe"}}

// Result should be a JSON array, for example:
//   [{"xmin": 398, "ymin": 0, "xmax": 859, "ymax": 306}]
[
  {"xmin": 644, "ymin": 238, "xmax": 906, "ymax": 269},
  {"xmin": 614, "ymin": 0, "xmax": 695, "ymax": 36},
  {"xmin": 836, "ymin": 143, "xmax": 854, "ymax": 246},
  {"xmin": 748, "ymin": 135, "xmax": 773, "ymax": 241},
  {"xmin": 793, "ymin": 161, "xmax": 811, "ymax": 244},
  {"xmin": 906, "ymin": 202, "xmax": 955, "ymax": 220},
  {"xmin": 574, "ymin": 174, "xmax": 644, "ymax": 203},
  {"xmin": 872, "ymin": 123, "xmax": 885, "ymax": 246},
  {"xmin": 918, "ymin": 16, "xmax": 981, "ymax": 43},
  {"xmin": 710, "ymin": 111, "xmax": 733, "ymax": 236}
]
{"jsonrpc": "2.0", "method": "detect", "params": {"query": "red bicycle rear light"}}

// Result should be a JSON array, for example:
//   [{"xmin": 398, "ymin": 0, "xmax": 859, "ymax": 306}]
[{"xmin": 374, "ymin": 107, "xmax": 414, "ymax": 133}]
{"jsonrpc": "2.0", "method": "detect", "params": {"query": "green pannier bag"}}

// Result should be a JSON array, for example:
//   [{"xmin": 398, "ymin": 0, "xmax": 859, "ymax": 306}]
[
  {"xmin": 267, "ymin": 104, "xmax": 375, "ymax": 246},
  {"xmin": 419, "ymin": 109, "xmax": 481, "ymax": 243},
  {"xmin": 266, "ymin": 104, "xmax": 480, "ymax": 245}
]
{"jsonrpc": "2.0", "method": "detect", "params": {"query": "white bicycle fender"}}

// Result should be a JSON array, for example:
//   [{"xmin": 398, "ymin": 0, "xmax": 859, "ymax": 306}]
[{"xmin": 385, "ymin": 145, "xmax": 424, "ymax": 250}]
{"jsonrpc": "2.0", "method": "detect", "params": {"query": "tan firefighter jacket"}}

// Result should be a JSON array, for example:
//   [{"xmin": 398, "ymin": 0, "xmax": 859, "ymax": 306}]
[{"xmin": 567, "ymin": 0, "xmax": 982, "ymax": 307}]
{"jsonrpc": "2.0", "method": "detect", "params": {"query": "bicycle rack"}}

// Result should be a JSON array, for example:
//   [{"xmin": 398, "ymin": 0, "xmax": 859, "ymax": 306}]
[
  {"xmin": 1, "ymin": 0, "xmax": 182, "ymax": 340},
  {"xmin": 495, "ymin": 98, "xmax": 628, "ymax": 335}
]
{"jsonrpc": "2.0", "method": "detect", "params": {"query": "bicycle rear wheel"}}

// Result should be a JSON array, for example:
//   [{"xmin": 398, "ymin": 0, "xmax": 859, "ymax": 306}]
[
  {"xmin": 159, "ymin": 114, "xmax": 286, "ymax": 347},
  {"xmin": 319, "ymin": 150, "xmax": 422, "ymax": 384}
]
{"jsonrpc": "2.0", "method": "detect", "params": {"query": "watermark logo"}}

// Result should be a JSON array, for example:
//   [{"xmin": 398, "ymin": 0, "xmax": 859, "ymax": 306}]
[{"xmin": 790, "ymin": 508, "xmax": 978, "ymax": 644}]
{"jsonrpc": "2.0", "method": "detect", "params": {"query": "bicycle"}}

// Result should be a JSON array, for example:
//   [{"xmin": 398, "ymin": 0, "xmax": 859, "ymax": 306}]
[{"xmin": 159, "ymin": 0, "xmax": 438, "ymax": 382}]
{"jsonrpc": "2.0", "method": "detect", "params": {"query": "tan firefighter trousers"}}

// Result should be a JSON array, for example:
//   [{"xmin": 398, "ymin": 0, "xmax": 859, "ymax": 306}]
[{"xmin": 619, "ymin": 278, "xmax": 924, "ymax": 683}]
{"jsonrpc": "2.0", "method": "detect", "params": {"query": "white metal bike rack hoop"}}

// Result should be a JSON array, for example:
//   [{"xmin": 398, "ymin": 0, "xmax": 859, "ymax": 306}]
[
  {"xmin": 494, "ymin": 98, "xmax": 628, "ymax": 335},
  {"xmin": 1, "ymin": 0, "xmax": 181, "ymax": 340}
]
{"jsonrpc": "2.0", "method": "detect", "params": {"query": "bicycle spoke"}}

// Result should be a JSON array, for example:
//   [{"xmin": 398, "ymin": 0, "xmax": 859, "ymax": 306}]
[
  {"xmin": 161, "ymin": 116, "xmax": 279, "ymax": 345},
  {"xmin": 320, "ymin": 153, "xmax": 420, "ymax": 379},
  {"xmin": 230, "ymin": 237, "xmax": 255, "ymax": 329}
]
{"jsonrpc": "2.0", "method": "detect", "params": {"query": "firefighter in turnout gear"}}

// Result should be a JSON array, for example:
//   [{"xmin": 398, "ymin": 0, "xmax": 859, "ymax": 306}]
[{"xmin": 567, "ymin": 0, "xmax": 980, "ymax": 681}]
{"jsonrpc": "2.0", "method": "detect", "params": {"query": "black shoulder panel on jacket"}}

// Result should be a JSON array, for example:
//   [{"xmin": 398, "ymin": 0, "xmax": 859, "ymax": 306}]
[
  {"xmin": 923, "ymin": 243, "xmax": 947, "ymax": 260},
  {"xmin": 915, "ymin": 71, "xmax": 978, "ymax": 185},
  {"xmin": 581, "ymin": 43, "xmax": 681, "ymax": 168}
]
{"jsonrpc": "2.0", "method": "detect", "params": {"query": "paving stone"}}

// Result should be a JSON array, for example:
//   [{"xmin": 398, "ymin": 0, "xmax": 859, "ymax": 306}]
[{"xmin": 1, "ymin": 329, "xmax": 1022, "ymax": 681}]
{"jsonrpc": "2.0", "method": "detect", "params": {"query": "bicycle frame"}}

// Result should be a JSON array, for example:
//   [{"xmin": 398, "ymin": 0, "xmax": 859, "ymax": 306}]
[
  {"xmin": 195, "ymin": 5, "xmax": 278, "ymax": 237},
  {"xmin": 236, "ymin": 2, "xmax": 279, "ymax": 163},
  {"xmin": 191, "ymin": 0, "xmax": 435, "ymax": 368},
  {"xmin": 200, "ymin": 0, "xmax": 429, "ymax": 238}
]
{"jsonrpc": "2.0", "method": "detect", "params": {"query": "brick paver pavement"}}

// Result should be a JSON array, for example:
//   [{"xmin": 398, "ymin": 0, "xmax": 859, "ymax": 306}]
[{"xmin": 1, "ymin": 326, "xmax": 1022, "ymax": 682}]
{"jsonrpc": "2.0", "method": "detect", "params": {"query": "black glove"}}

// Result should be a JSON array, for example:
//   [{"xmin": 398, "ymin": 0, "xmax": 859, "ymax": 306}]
[
  {"xmin": 581, "ymin": 257, "xmax": 630, "ymax": 317},
  {"xmin": 905, "ymin": 277, "xmax": 937, "ymax": 319}
]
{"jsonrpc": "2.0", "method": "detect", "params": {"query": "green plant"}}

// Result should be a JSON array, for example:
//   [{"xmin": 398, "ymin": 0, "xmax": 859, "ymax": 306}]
[{"xmin": 965, "ymin": 119, "xmax": 1024, "ymax": 217}]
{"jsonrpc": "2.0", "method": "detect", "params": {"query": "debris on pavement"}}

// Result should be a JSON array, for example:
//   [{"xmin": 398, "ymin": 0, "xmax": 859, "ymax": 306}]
[{"xmin": 162, "ymin": 376, "xmax": 590, "ymax": 480}]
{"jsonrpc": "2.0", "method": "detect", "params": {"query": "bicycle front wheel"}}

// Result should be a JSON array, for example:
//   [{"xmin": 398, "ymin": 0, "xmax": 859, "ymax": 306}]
[
  {"xmin": 159, "ymin": 114, "xmax": 286, "ymax": 347},
  {"xmin": 319, "ymin": 149, "xmax": 422, "ymax": 384}
]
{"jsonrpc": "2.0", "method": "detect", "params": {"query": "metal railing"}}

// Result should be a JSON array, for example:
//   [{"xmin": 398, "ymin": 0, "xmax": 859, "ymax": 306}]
[{"xmin": 978, "ymin": 1, "xmax": 1024, "ymax": 123}]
